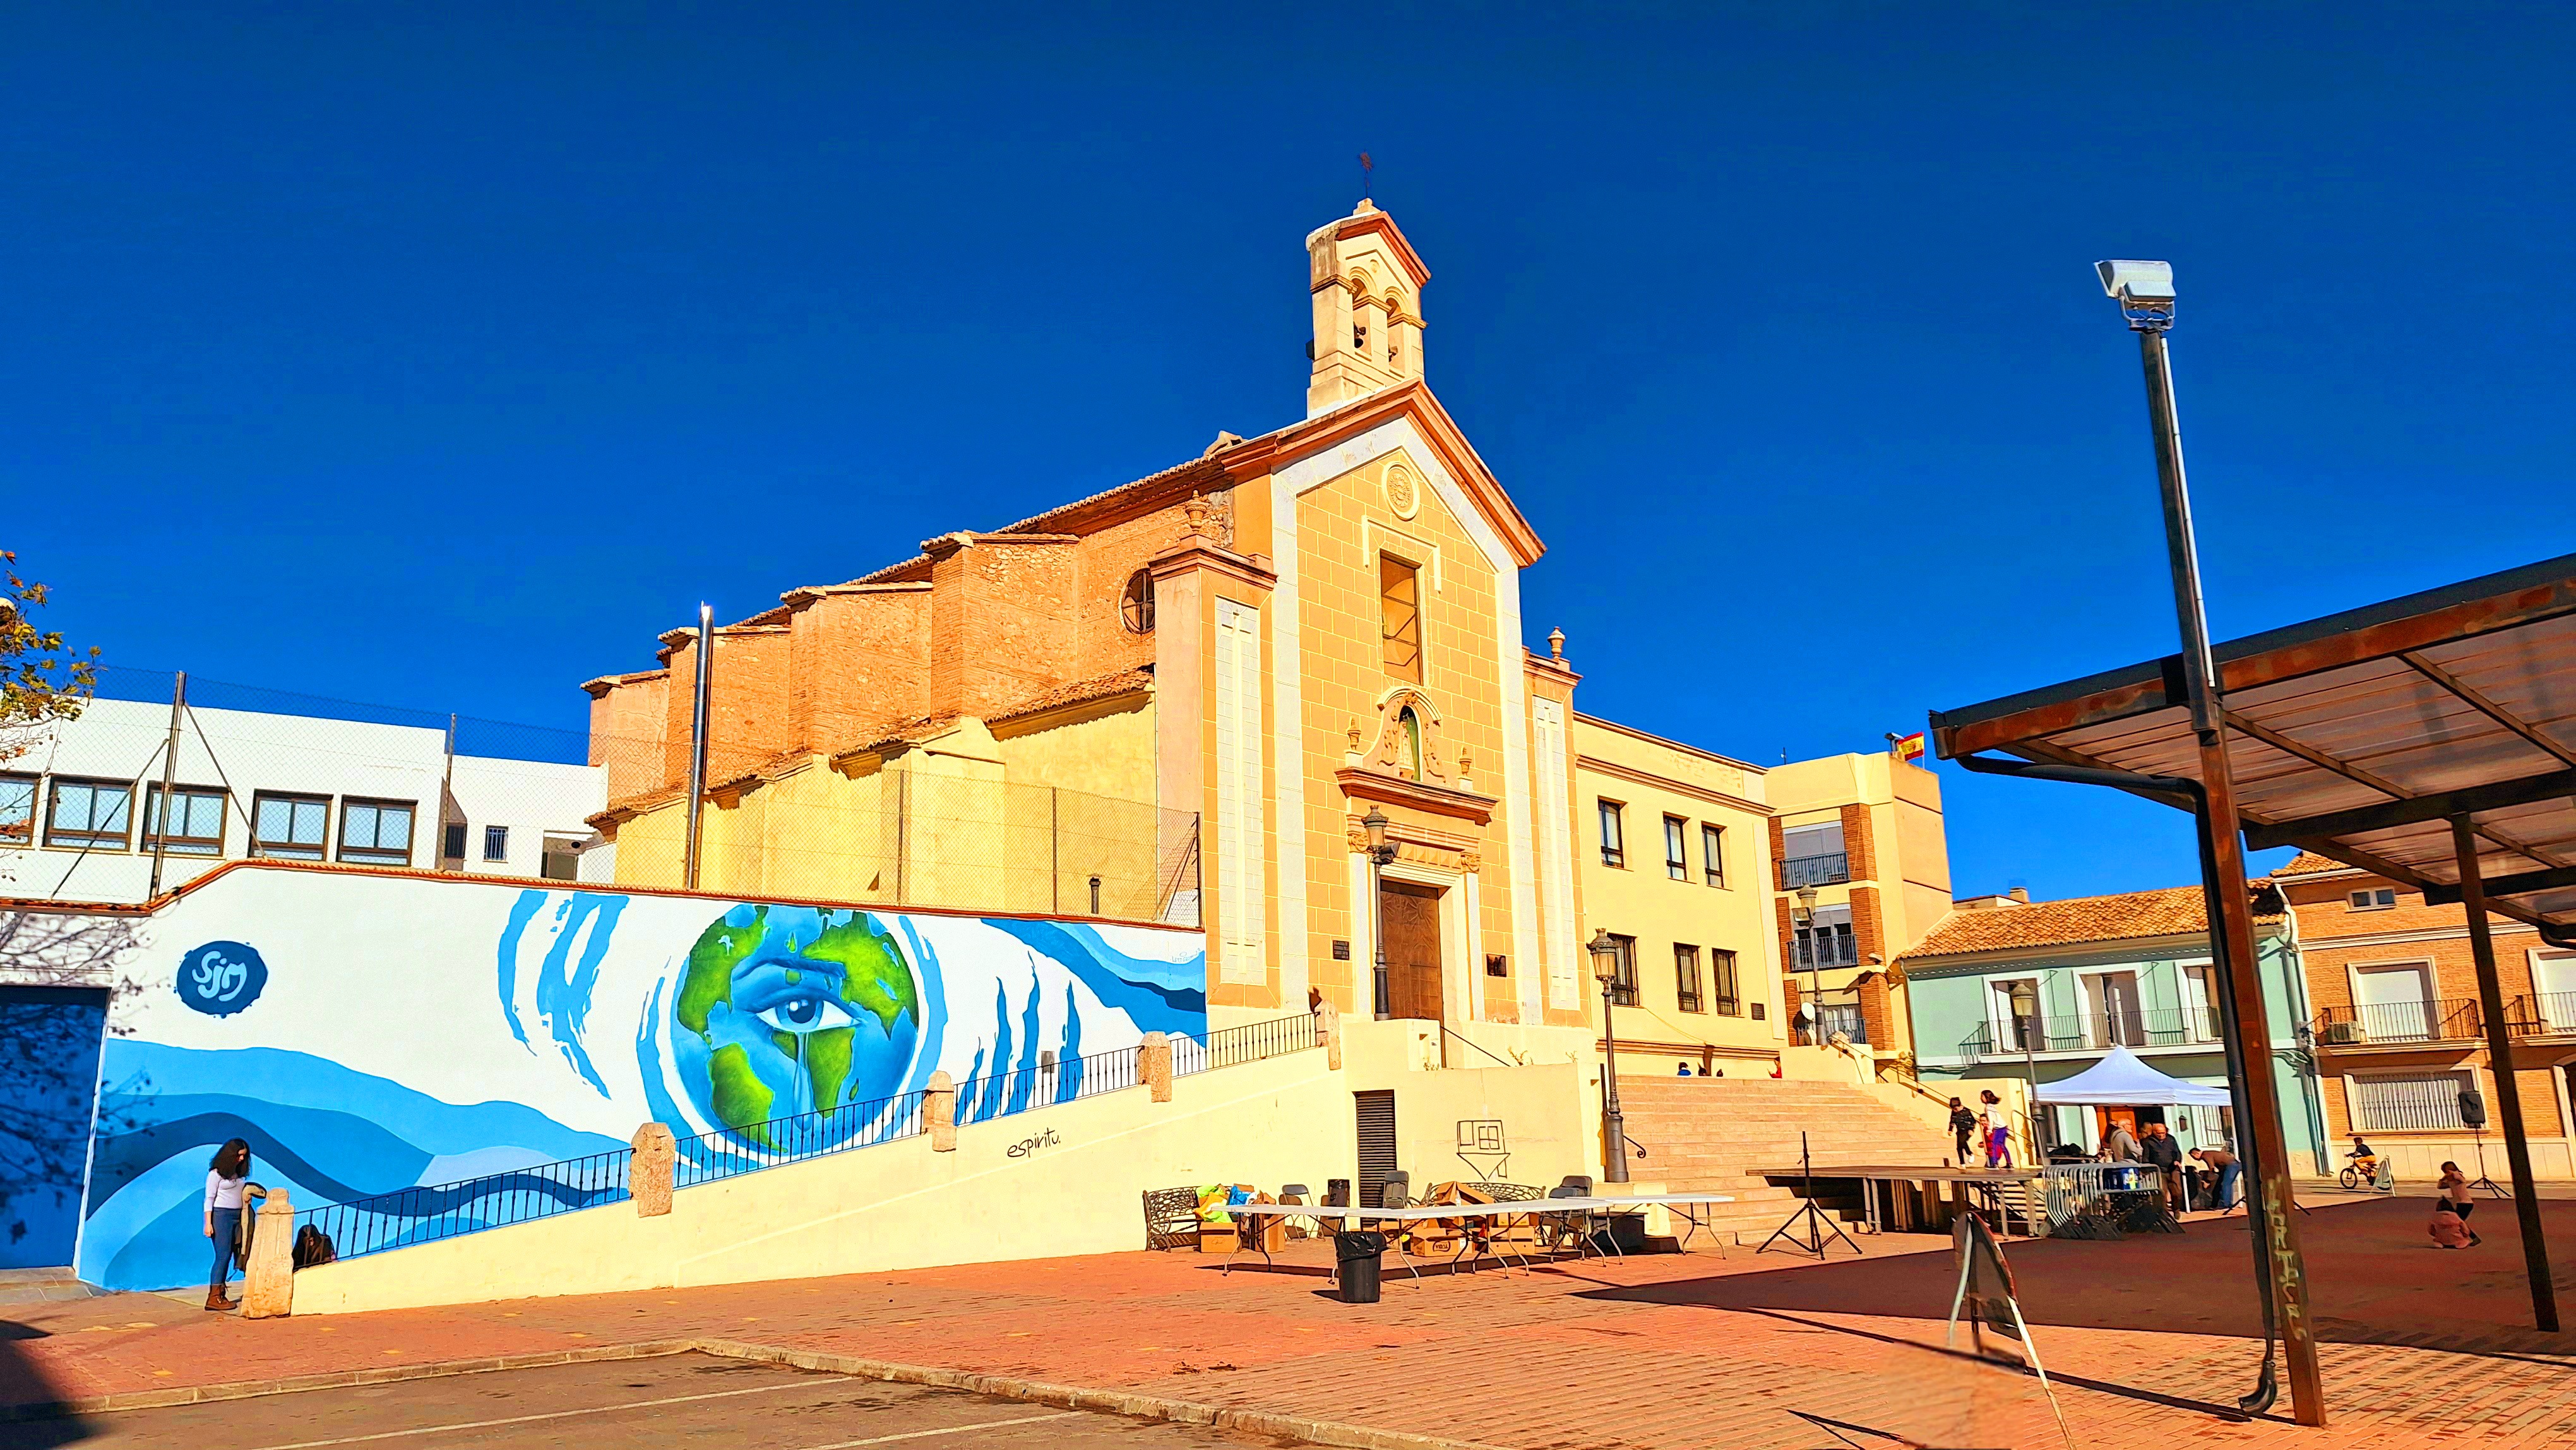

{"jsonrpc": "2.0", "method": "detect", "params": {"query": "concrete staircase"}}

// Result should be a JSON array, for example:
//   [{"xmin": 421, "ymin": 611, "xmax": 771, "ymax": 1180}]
[{"xmin": 1616, "ymin": 1077, "xmax": 1964, "ymax": 1242}]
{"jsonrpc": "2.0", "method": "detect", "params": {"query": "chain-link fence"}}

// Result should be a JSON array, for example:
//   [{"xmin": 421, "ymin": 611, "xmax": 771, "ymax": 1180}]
[{"xmin": 2, "ymin": 664, "xmax": 1196, "ymax": 925}]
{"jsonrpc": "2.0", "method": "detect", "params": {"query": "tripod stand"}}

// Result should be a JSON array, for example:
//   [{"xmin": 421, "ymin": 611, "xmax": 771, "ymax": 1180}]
[
  {"xmin": 1758, "ymin": 1130, "xmax": 1862, "ymax": 1260},
  {"xmin": 2467, "ymin": 1127, "xmax": 2509, "ymax": 1198}
]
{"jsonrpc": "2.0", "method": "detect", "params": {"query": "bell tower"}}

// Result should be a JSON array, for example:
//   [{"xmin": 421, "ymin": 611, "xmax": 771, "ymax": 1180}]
[{"xmin": 1306, "ymin": 199, "xmax": 1431, "ymax": 417}]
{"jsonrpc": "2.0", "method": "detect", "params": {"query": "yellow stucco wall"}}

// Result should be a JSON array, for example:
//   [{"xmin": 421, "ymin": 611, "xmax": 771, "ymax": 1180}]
[
  {"xmin": 1291, "ymin": 447, "xmax": 1518, "ymax": 1022},
  {"xmin": 291, "ymin": 1049, "xmax": 1351, "ymax": 1315},
  {"xmin": 1572, "ymin": 715, "xmax": 1786, "ymax": 1063},
  {"xmin": 602, "ymin": 704, "xmax": 1168, "ymax": 920}
]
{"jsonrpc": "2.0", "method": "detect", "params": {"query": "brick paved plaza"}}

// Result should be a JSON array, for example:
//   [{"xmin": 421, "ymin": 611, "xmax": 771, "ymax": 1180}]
[{"xmin": 4, "ymin": 1195, "xmax": 2570, "ymax": 1449}]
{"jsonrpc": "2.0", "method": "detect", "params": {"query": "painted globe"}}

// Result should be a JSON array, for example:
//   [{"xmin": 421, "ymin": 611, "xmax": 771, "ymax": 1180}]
[{"xmin": 671, "ymin": 904, "xmax": 921, "ymax": 1147}]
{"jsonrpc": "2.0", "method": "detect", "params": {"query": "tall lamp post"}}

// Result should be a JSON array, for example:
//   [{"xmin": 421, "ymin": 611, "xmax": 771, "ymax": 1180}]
[
  {"xmin": 1587, "ymin": 928, "xmax": 1630, "ymax": 1183},
  {"xmin": 2097, "ymin": 258, "xmax": 2322, "ymax": 1424},
  {"xmin": 1361, "ymin": 807, "xmax": 1397, "ymax": 1019},
  {"xmin": 1790, "ymin": 886, "xmax": 1820, "ymax": 1044}
]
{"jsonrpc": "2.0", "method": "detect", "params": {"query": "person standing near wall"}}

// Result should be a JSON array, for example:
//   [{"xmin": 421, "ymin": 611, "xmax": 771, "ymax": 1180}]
[{"xmin": 203, "ymin": 1139, "xmax": 251, "ymax": 1312}]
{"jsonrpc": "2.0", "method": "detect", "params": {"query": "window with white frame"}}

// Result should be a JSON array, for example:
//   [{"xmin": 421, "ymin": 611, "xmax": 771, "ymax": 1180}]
[
  {"xmin": 2347, "ymin": 887, "xmax": 2398, "ymax": 911},
  {"xmin": 1990, "ymin": 977, "xmax": 2040, "ymax": 1052},
  {"xmin": 2349, "ymin": 1071, "xmax": 2476, "ymax": 1132}
]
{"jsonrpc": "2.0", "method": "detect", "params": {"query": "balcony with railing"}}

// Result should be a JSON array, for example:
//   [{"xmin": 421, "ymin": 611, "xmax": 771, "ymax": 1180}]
[
  {"xmin": 1796, "ymin": 1003, "xmax": 1868, "ymax": 1046},
  {"xmin": 2507, "ymin": 991, "xmax": 2576, "ymax": 1038},
  {"xmin": 1780, "ymin": 851, "xmax": 1851, "ymax": 889},
  {"xmin": 1953, "ymin": 1007, "xmax": 2222, "ymax": 1064},
  {"xmin": 2311, "ymin": 998, "xmax": 2483, "ymax": 1048}
]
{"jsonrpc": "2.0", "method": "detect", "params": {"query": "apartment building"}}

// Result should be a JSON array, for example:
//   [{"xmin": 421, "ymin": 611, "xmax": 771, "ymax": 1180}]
[
  {"xmin": 2274, "ymin": 851, "xmax": 2575, "ymax": 1180},
  {"xmin": 1899, "ymin": 881, "xmax": 2322, "ymax": 1164},
  {"xmin": 1573, "ymin": 713, "xmax": 1788, "ymax": 1075},
  {"xmin": 1767, "ymin": 748, "xmax": 1952, "ymax": 1063},
  {"xmin": 1, "ymin": 692, "xmax": 609, "ymax": 904}
]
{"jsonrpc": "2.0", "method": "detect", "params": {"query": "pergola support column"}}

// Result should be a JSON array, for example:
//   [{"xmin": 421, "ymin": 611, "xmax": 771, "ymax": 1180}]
[{"xmin": 2450, "ymin": 816, "xmax": 2561, "ymax": 1333}]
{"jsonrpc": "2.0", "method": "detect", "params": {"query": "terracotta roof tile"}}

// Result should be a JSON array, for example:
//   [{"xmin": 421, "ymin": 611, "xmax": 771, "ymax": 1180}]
[
  {"xmin": 986, "ymin": 668, "xmax": 1154, "ymax": 726},
  {"xmin": 2272, "ymin": 851, "xmax": 2349, "ymax": 877},
  {"xmin": 1898, "ymin": 883, "xmax": 2281, "ymax": 962}
]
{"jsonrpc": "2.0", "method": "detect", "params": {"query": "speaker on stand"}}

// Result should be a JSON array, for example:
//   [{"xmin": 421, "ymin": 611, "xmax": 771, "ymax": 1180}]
[{"xmin": 2459, "ymin": 1088, "xmax": 2508, "ymax": 1198}]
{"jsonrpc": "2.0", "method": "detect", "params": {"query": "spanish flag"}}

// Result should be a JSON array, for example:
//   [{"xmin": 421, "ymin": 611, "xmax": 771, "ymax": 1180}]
[{"xmin": 1895, "ymin": 731, "xmax": 1926, "ymax": 763}]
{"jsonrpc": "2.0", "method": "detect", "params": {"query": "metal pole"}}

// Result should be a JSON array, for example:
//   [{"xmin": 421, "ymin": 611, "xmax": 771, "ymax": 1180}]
[
  {"xmin": 2450, "ymin": 816, "xmax": 2559, "ymax": 1331},
  {"xmin": 1370, "ymin": 851, "xmax": 1390, "ymax": 1021},
  {"xmin": 683, "ymin": 602, "xmax": 712, "ymax": 892},
  {"xmin": 147, "ymin": 671, "xmax": 186, "ymax": 898},
  {"xmin": 2137, "ymin": 324, "xmax": 2325, "ymax": 1425},
  {"xmin": 1601, "ymin": 974, "xmax": 1629, "ymax": 1183},
  {"xmin": 438, "ymin": 712, "xmax": 458, "ymax": 870}
]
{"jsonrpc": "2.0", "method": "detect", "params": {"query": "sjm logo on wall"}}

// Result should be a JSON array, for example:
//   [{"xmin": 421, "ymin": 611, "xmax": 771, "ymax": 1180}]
[{"xmin": 176, "ymin": 941, "xmax": 268, "ymax": 1017}]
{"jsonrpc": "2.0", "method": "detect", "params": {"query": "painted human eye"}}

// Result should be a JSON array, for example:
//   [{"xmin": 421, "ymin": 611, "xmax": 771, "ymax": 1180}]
[{"xmin": 753, "ymin": 992, "xmax": 859, "ymax": 1035}]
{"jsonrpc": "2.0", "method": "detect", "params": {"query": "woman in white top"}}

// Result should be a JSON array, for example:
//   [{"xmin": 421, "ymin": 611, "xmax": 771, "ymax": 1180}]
[{"xmin": 203, "ymin": 1138, "xmax": 251, "ymax": 1310}]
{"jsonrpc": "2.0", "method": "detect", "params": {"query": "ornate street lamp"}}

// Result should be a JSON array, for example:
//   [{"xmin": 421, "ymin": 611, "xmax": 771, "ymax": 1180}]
[
  {"xmin": 1587, "ymin": 928, "xmax": 1630, "ymax": 1183},
  {"xmin": 1362, "ymin": 807, "xmax": 1397, "ymax": 1019}
]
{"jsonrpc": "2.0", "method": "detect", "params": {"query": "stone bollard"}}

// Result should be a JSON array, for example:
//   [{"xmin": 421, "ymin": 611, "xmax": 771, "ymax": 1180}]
[
  {"xmin": 1318, "ymin": 1002, "xmax": 1342, "ymax": 1071},
  {"xmin": 631, "ymin": 1123, "xmax": 676, "ymax": 1218},
  {"xmin": 1140, "ymin": 1031, "xmax": 1174, "ymax": 1103},
  {"xmin": 925, "ymin": 1070, "xmax": 957, "ymax": 1152},
  {"xmin": 242, "ymin": 1189, "xmax": 295, "ymax": 1319}
]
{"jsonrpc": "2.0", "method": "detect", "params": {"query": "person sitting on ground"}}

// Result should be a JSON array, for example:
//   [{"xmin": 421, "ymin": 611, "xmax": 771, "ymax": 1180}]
[
  {"xmin": 2189, "ymin": 1145, "xmax": 2241, "ymax": 1211},
  {"xmin": 2430, "ymin": 1201, "xmax": 2472, "ymax": 1249},
  {"xmin": 1947, "ymin": 1098, "xmax": 1977, "ymax": 1166},
  {"xmin": 1676, "ymin": 1061, "xmax": 1693, "ymax": 1076},
  {"xmin": 2438, "ymin": 1161, "xmax": 2481, "ymax": 1245}
]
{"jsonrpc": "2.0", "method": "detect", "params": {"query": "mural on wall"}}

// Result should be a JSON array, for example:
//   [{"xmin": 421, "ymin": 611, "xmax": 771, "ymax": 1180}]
[{"xmin": 74, "ymin": 868, "xmax": 1206, "ymax": 1291}]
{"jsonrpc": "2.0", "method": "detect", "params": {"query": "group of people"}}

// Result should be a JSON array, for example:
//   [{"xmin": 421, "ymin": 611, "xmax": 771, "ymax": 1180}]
[
  {"xmin": 1943, "ymin": 1097, "xmax": 2244, "ymax": 1212},
  {"xmin": 2094, "ymin": 1116, "xmax": 2241, "ymax": 1211},
  {"xmin": 1945, "ymin": 1091, "xmax": 2017, "ymax": 1168},
  {"xmin": 2429, "ymin": 1161, "xmax": 2484, "ymax": 1248}
]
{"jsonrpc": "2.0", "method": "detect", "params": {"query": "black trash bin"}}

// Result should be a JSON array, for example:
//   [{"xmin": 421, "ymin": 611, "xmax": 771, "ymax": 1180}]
[{"xmin": 1334, "ymin": 1230, "xmax": 1386, "ymax": 1303}]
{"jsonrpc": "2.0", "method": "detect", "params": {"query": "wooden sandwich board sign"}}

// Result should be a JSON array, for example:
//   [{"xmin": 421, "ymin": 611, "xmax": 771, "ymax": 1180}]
[{"xmin": 1947, "ymin": 1211, "xmax": 2075, "ymax": 1450}]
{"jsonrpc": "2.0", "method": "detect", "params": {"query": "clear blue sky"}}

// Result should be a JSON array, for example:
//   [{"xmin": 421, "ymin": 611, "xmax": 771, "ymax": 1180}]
[{"xmin": 9, "ymin": 4, "xmax": 2572, "ymax": 902}]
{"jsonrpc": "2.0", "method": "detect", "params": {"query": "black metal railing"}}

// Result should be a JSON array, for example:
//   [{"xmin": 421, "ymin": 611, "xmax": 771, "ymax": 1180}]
[
  {"xmin": 1780, "ymin": 852, "xmax": 1851, "ymax": 889},
  {"xmin": 1791, "ymin": 934, "xmax": 1859, "ymax": 971},
  {"xmin": 292, "ymin": 1147, "xmax": 631, "ymax": 1260},
  {"xmin": 1184, "ymin": 1012, "xmax": 1323, "ymax": 1072},
  {"xmin": 673, "ymin": 1089, "xmax": 929, "ymax": 1189},
  {"xmin": 2313, "ymin": 998, "xmax": 2482, "ymax": 1045},
  {"xmin": 1955, "ymin": 1007, "xmax": 2223, "ymax": 1062},
  {"xmin": 1817, "ymin": 1004, "xmax": 1868, "ymax": 1043}
]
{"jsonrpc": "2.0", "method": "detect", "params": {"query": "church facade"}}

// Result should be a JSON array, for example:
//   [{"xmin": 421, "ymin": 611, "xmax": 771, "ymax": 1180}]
[{"xmin": 578, "ymin": 200, "xmax": 1787, "ymax": 1058}]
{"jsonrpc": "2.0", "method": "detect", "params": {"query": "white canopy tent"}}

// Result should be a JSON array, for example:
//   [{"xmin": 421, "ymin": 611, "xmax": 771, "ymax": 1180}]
[{"xmin": 2032, "ymin": 1045, "xmax": 2232, "ymax": 1106}]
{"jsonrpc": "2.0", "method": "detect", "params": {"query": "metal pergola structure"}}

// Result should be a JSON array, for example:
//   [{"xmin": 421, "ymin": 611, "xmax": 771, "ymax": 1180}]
[{"xmin": 1931, "ymin": 552, "xmax": 2574, "ymax": 1401}]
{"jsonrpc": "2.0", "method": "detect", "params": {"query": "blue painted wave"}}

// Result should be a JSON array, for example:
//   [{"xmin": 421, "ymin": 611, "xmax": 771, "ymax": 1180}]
[
  {"xmin": 80, "ymin": 1043, "xmax": 620, "ymax": 1291},
  {"xmin": 982, "ymin": 920, "xmax": 1206, "ymax": 1027}
]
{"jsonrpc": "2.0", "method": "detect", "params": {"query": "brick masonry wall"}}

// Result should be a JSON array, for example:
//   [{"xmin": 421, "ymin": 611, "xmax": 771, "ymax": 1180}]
[
  {"xmin": 788, "ymin": 587, "xmax": 931, "ymax": 757},
  {"xmin": 587, "ymin": 674, "xmax": 669, "ymax": 803},
  {"xmin": 926, "ymin": 535, "xmax": 1078, "ymax": 719},
  {"xmin": 705, "ymin": 626, "xmax": 792, "ymax": 784},
  {"xmin": 2291, "ymin": 877, "xmax": 2573, "ymax": 1142},
  {"xmin": 1850, "ymin": 884, "xmax": 1885, "ymax": 966},
  {"xmin": 1071, "ymin": 503, "xmax": 1195, "ymax": 681},
  {"xmin": 1839, "ymin": 801, "xmax": 1876, "ymax": 884}
]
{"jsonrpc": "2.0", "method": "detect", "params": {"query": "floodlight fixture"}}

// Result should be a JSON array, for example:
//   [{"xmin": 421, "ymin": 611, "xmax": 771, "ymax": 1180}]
[{"xmin": 2097, "ymin": 258, "xmax": 2176, "ymax": 332}]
